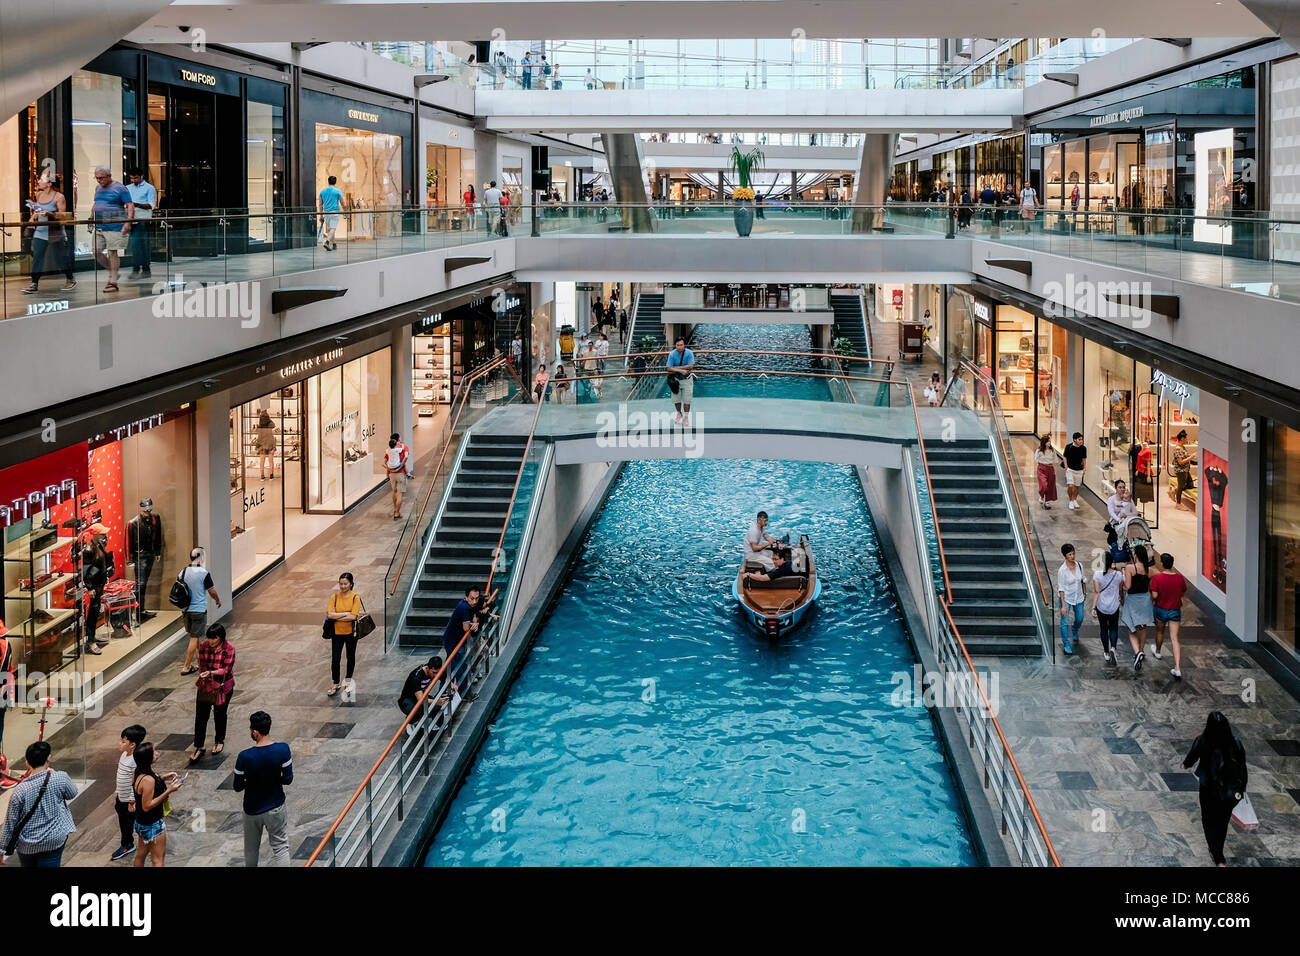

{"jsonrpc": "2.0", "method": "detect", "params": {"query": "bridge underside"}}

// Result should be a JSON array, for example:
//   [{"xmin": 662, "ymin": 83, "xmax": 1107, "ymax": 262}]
[{"xmin": 546, "ymin": 398, "xmax": 911, "ymax": 469}]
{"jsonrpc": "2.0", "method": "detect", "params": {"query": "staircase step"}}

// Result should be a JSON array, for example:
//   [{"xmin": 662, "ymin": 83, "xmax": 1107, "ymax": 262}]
[
  {"xmin": 945, "ymin": 584, "xmax": 1027, "ymax": 600},
  {"xmin": 950, "ymin": 600, "xmax": 1035, "ymax": 617},
  {"xmin": 951, "ymin": 617, "xmax": 1041, "ymax": 635},
  {"xmin": 442, "ymin": 511, "xmax": 509, "ymax": 527},
  {"xmin": 950, "ymin": 633, "xmax": 1042, "ymax": 656},
  {"xmin": 943, "ymin": 551, "xmax": 1023, "ymax": 566},
  {"xmin": 437, "ymin": 525, "xmax": 506, "ymax": 540},
  {"xmin": 446, "ymin": 497, "xmax": 511, "ymax": 512},
  {"xmin": 946, "ymin": 567, "xmax": 1023, "ymax": 582},
  {"xmin": 451, "ymin": 483, "xmax": 516, "ymax": 497},
  {"xmin": 935, "ymin": 504, "xmax": 1009, "ymax": 518}
]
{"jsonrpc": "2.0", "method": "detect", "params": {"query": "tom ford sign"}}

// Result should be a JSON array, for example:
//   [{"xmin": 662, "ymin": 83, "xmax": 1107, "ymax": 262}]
[{"xmin": 179, "ymin": 68, "xmax": 218, "ymax": 86}]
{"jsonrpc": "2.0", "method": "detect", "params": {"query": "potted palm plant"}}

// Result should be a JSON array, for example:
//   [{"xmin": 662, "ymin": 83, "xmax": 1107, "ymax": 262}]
[{"xmin": 730, "ymin": 146, "xmax": 765, "ymax": 237}]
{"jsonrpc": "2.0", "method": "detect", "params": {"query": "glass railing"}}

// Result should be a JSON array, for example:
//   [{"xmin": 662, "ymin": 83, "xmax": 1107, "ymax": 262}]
[
  {"xmin": 477, "ymin": 61, "xmax": 1029, "ymax": 92},
  {"xmin": 383, "ymin": 358, "xmax": 522, "ymax": 652},
  {"xmin": 941, "ymin": 358, "xmax": 1056, "ymax": 659},
  {"xmin": 312, "ymin": 397, "xmax": 549, "ymax": 867},
  {"xmin": 0, "ymin": 204, "xmax": 517, "ymax": 322},
  {"xmin": 10, "ymin": 202, "xmax": 1300, "ymax": 324},
  {"xmin": 643, "ymin": 132, "xmax": 863, "ymax": 148}
]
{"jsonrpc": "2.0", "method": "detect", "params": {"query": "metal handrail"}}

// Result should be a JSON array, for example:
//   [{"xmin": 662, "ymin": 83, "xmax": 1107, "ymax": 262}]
[
  {"xmin": 309, "ymin": 403, "xmax": 552, "ymax": 867},
  {"xmin": 387, "ymin": 357, "xmax": 509, "ymax": 597},
  {"xmin": 908, "ymin": 388, "xmax": 954, "ymax": 601},
  {"xmin": 900, "ymin": 443, "xmax": 1056, "ymax": 865},
  {"xmin": 484, "ymin": 398, "xmax": 546, "ymax": 596},
  {"xmin": 938, "ymin": 599, "xmax": 1061, "ymax": 866},
  {"xmin": 956, "ymin": 360, "xmax": 1053, "ymax": 611}
]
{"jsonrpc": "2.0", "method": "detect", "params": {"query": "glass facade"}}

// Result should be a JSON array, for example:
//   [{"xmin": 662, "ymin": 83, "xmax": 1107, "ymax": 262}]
[
  {"xmin": 1266, "ymin": 422, "xmax": 1300, "ymax": 659},
  {"xmin": 314, "ymin": 124, "xmax": 404, "ymax": 237}
]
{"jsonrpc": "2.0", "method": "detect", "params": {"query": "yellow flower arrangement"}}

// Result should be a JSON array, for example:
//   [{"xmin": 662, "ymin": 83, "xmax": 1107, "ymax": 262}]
[{"xmin": 733, "ymin": 187, "xmax": 756, "ymax": 200}]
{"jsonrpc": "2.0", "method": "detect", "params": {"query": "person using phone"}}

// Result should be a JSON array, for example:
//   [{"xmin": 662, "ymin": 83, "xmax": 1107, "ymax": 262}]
[{"xmin": 132, "ymin": 742, "xmax": 181, "ymax": 868}]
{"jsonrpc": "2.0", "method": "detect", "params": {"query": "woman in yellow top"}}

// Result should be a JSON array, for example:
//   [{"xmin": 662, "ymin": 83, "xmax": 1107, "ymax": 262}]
[{"xmin": 326, "ymin": 572, "xmax": 362, "ymax": 697}]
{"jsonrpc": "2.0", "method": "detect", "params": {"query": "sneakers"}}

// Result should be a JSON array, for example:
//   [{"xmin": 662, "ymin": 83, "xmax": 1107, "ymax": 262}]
[
  {"xmin": 1069, "ymin": 500, "xmax": 1079, "ymax": 510},
  {"xmin": 1170, "ymin": 668, "xmax": 1182, "ymax": 679},
  {"xmin": 111, "ymin": 844, "xmax": 134, "ymax": 862},
  {"xmin": 1104, "ymin": 650, "xmax": 1115, "ymax": 664},
  {"xmin": 1133, "ymin": 650, "xmax": 1145, "ymax": 672},
  {"xmin": 61, "ymin": 280, "xmax": 77, "ymax": 291},
  {"xmin": 673, "ymin": 412, "xmax": 682, "ymax": 424},
  {"xmin": 1149, "ymin": 645, "xmax": 1163, "ymax": 659},
  {"xmin": 682, "ymin": 414, "xmax": 690, "ymax": 427},
  {"xmin": 1062, "ymin": 640, "xmax": 1074, "ymax": 655}
]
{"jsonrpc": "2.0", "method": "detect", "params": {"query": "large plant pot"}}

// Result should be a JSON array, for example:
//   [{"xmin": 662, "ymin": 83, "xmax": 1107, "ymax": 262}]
[{"xmin": 733, "ymin": 200, "xmax": 754, "ymax": 237}]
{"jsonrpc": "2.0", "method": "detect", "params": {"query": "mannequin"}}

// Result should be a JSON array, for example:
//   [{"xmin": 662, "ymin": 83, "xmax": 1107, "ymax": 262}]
[{"xmin": 128, "ymin": 498, "xmax": 164, "ymax": 624}]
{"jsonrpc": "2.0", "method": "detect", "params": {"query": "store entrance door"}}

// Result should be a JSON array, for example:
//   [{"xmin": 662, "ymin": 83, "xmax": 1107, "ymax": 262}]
[{"xmin": 147, "ymin": 84, "xmax": 244, "ymax": 258}]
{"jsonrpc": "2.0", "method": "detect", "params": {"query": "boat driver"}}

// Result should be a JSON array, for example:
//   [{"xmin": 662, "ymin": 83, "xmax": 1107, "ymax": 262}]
[
  {"xmin": 744, "ymin": 549, "xmax": 800, "ymax": 583},
  {"xmin": 743, "ymin": 510, "xmax": 779, "ymax": 569}
]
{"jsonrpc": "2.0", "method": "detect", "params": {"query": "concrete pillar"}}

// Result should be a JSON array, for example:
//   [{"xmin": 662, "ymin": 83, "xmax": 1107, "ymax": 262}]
[
  {"xmin": 851, "ymin": 133, "xmax": 897, "ymax": 233},
  {"xmin": 600, "ymin": 132, "xmax": 655, "ymax": 233},
  {"xmin": 1226, "ymin": 403, "xmax": 1259, "ymax": 641},
  {"xmin": 1066, "ymin": 331, "xmax": 1086, "ymax": 446},
  {"xmin": 392, "ymin": 326, "xmax": 413, "ymax": 448},
  {"xmin": 197, "ymin": 391, "xmax": 233, "ymax": 622}
]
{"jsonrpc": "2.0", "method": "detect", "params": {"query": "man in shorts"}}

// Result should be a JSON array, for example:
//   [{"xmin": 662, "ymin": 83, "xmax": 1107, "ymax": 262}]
[
  {"xmin": 319, "ymin": 175, "xmax": 343, "ymax": 251},
  {"xmin": 91, "ymin": 166, "xmax": 135, "ymax": 293},
  {"xmin": 1062, "ymin": 432, "xmax": 1087, "ymax": 510},
  {"xmin": 384, "ymin": 438, "xmax": 406, "ymax": 520},
  {"xmin": 1150, "ymin": 552, "xmax": 1188, "ymax": 679},
  {"xmin": 666, "ymin": 337, "xmax": 696, "ymax": 426}
]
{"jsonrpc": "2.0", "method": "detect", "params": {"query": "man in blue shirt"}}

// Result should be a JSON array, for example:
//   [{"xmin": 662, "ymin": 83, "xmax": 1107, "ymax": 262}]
[
  {"xmin": 521, "ymin": 51, "xmax": 533, "ymax": 89},
  {"xmin": 91, "ymin": 166, "xmax": 134, "ymax": 292},
  {"xmin": 319, "ymin": 175, "xmax": 344, "ymax": 251},
  {"xmin": 665, "ymin": 337, "xmax": 696, "ymax": 426},
  {"xmin": 126, "ymin": 168, "xmax": 157, "ymax": 278},
  {"xmin": 233, "ymin": 710, "xmax": 293, "ymax": 867}
]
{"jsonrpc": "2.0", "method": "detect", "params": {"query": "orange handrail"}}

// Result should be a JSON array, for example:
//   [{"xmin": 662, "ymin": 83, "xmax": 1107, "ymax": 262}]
[
  {"xmin": 938, "ymin": 599, "xmax": 1061, "ymax": 867},
  {"xmin": 907, "ymin": 382, "xmax": 953, "ymax": 601},
  {"xmin": 484, "ymin": 397, "xmax": 546, "ymax": 597},
  {"xmin": 388, "ymin": 356, "xmax": 510, "ymax": 596},
  {"xmin": 304, "ymin": 626, "xmax": 474, "ymax": 867},
  {"xmin": 956, "ymin": 360, "xmax": 1051, "ymax": 609}
]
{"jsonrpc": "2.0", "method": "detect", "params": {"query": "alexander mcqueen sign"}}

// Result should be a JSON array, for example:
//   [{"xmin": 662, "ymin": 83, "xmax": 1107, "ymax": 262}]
[{"xmin": 1089, "ymin": 106, "xmax": 1144, "ymax": 128}]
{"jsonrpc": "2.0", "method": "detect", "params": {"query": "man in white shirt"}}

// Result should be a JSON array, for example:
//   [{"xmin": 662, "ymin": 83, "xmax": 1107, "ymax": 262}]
[
  {"xmin": 743, "ymin": 510, "xmax": 778, "ymax": 569},
  {"xmin": 596, "ymin": 333, "xmax": 609, "ymax": 374},
  {"xmin": 126, "ymin": 168, "xmax": 157, "ymax": 278},
  {"xmin": 483, "ymin": 180, "xmax": 503, "ymax": 233},
  {"xmin": 1107, "ymin": 479, "xmax": 1139, "ymax": 535}
]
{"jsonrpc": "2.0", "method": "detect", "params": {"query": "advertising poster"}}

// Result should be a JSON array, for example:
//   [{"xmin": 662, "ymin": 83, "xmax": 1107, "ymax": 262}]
[
  {"xmin": 1193, "ymin": 128, "xmax": 1235, "ymax": 245},
  {"xmin": 1202, "ymin": 450, "xmax": 1229, "ymax": 592}
]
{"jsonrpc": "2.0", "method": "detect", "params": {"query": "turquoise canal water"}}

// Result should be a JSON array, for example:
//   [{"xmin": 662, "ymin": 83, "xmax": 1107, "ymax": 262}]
[{"xmin": 424, "ymin": 455, "xmax": 977, "ymax": 866}]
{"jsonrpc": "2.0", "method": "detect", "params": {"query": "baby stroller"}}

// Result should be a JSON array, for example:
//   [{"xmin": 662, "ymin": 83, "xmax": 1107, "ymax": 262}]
[{"xmin": 102, "ymin": 579, "xmax": 139, "ymax": 640}]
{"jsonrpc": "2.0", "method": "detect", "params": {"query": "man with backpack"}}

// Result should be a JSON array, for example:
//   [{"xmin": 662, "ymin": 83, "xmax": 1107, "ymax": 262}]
[{"xmin": 171, "ymin": 548, "xmax": 222, "ymax": 676}]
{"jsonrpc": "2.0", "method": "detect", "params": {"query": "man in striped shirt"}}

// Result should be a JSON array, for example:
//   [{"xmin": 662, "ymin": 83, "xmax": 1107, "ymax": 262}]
[{"xmin": 0, "ymin": 742, "xmax": 78, "ymax": 866}]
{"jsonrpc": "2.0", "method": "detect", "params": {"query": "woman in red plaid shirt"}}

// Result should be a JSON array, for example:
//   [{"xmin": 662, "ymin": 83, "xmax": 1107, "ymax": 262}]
[{"xmin": 189, "ymin": 624, "xmax": 236, "ymax": 764}]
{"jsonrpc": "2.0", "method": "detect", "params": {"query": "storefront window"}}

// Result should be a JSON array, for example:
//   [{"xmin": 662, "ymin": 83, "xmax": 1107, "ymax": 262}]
[
  {"xmin": 1040, "ymin": 319, "xmax": 1069, "ymax": 451},
  {"xmin": 1043, "ymin": 144, "xmax": 1064, "ymax": 211},
  {"xmin": 1265, "ymin": 422, "xmax": 1300, "ymax": 658},
  {"xmin": 247, "ymin": 99, "xmax": 286, "ymax": 244},
  {"xmin": 994, "ymin": 306, "xmax": 1036, "ymax": 432},
  {"xmin": 343, "ymin": 351, "xmax": 392, "ymax": 509},
  {"xmin": 1083, "ymin": 340, "xmax": 1134, "ymax": 494},
  {"xmin": 230, "ymin": 390, "xmax": 291, "ymax": 590},
  {"xmin": 315, "ymin": 124, "xmax": 403, "ymax": 237},
  {"xmin": 1062, "ymin": 140, "xmax": 1086, "ymax": 219},
  {"xmin": 72, "ymin": 71, "xmax": 132, "ymax": 258}
]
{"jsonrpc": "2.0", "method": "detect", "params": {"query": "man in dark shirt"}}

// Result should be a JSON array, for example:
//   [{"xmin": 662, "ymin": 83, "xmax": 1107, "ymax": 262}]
[
  {"xmin": 399, "ymin": 656, "xmax": 452, "ymax": 715},
  {"xmin": 743, "ymin": 549, "xmax": 800, "ymax": 583},
  {"xmin": 1062, "ymin": 432, "xmax": 1087, "ymax": 511},
  {"xmin": 233, "ymin": 710, "xmax": 293, "ymax": 867}
]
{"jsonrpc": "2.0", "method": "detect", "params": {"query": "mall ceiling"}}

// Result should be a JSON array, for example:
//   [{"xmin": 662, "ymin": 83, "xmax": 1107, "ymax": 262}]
[{"xmin": 129, "ymin": 0, "xmax": 1272, "ymax": 43}]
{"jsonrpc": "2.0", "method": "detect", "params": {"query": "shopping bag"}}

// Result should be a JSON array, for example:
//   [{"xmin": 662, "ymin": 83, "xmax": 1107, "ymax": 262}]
[{"xmin": 1231, "ymin": 794, "xmax": 1259, "ymax": 831}]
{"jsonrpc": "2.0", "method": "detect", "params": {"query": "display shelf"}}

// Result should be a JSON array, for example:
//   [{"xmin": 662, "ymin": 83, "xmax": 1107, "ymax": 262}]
[
  {"xmin": 24, "ymin": 607, "xmax": 76, "ymax": 638},
  {"xmin": 5, "ymin": 572, "xmax": 76, "ymax": 601}
]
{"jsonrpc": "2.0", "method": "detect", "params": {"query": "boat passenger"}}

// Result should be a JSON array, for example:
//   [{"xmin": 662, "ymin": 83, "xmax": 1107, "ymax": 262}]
[
  {"xmin": 743, "ymin": 549, "xmax": 800, "ymax": 583},
  {"xmin": 743, "ymin": 510, "xmax": 778, "ymax": 568}
]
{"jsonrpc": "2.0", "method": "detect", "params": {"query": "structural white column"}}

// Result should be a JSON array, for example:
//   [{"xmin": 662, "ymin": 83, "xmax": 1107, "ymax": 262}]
[
  {"xmin": 196, "ymin": 391, "xmax": 233, "ymax": 622},
  {"xmin": 1066, "ymin": 332, "xmax": 1086, "ymax": 447},
  {"xmin": 851, "ymin": 133, "xmax": 897, "ymax": 233},
  {"xmin": 1226, "ymin": 403, "xmax": 1259, "ymax": 641},
  {"xmin": 392, "ymin": 325, "xmax": 414, "ymax": 447}
]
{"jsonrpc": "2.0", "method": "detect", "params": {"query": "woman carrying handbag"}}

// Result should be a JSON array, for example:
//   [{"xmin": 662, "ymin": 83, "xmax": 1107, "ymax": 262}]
[
  {"xmin": 190, "ymin": 624, "xmax": 235, "ymax": 764},
  {"xmin": 325, "ymin": 572, "xmax": 373, "ymax": 697}
]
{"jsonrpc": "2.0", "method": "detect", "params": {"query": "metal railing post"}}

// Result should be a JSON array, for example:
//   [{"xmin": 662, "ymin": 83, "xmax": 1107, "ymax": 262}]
[{"xmin": 364, "ymin": 776, "xmax": 374, "ymax": 866}]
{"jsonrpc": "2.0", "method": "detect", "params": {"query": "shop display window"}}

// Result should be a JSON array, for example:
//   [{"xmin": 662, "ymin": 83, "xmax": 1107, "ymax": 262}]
[
  {"xmin": 72, "ymin": 71, "xmax": 133, "ymax": 258},
  {"xmin": 1083, "ymin": 340, "xmax": 1134, "ymax": 495},
  {"xmin": 993, "ymin": 306, "xmax": 1036, "ymax": 432},
  {"xmin": 314, "ymin": 124, "xmax": 403, "ymax": 238},
  {"xmin": 1265, "ymin": 422, "xmax": 1300, "ymax": 658},
  {"xmin": 414, "ymin": 322, "xmax": 452, "ymax": 418},
  {"xmin": 230, "ymin": 390, "xmax": 291, "ymax": 589}
]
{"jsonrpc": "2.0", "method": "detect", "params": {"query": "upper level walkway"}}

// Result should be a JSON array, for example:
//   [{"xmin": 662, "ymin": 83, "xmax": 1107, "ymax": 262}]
[{"xmin": 474, "ymin": 88, "xmax": 1023, "ymax": 133}]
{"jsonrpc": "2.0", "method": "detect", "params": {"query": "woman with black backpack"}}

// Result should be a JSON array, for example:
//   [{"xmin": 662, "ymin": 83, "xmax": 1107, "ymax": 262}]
[{"xmin": 1183, "ymin": 711, "xmax": 1248, "ymax": 866}]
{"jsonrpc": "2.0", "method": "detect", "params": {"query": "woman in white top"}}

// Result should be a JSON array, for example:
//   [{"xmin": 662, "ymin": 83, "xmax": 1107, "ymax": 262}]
[
  {"xmin": 1056, "ymin": 543, "xmax": 1086, "ymax": 656},
  {"xmin": 1019, "ymin": 180, "xmax": 1038, "ymax": 224},
  {"xmin": 1092, "ymin": 552, "xmax": 1125, "ymax": 664},
  {"xmin": 1034, "ymin": 435, "xmax": 1060, "ymax": 509}
]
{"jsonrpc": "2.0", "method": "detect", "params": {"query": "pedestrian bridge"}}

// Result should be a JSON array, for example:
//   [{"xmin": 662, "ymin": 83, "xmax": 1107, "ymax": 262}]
[
  {"xmin": 475, "ymin": 88, "xmax": 1023, "ymax": 133},
  {"xmin": 538, "ymin": 396, "xmax": 916, "ymax": 468}
]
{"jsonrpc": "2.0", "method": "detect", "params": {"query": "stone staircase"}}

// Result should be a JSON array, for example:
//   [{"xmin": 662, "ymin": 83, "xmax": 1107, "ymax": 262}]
[
  {"xmin": 830, "ymin": 293, "xmax": 869, "ymax": 357},
  {"xmin": 925, "ymin": 438, "xmax": 1042, "ymax": 657},
  {"xmin": 628, "ymin": 292, "xmax": 666, "ymax": 353},
  {"xmin": 400, "ymin": 432, "xmax": 530, "ymax": 648}
]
